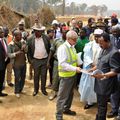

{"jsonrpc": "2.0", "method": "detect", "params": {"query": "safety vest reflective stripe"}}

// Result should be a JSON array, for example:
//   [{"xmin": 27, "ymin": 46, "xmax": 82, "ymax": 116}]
[{"xmin": 58, "ymin": 43, "xmax": 77, "ymax": 77}]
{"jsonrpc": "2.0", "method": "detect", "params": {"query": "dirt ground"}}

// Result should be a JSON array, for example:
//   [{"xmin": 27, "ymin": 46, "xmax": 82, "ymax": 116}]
[{"xmin": 0, "ymin": 69, "xmax": 114, "ymax": 120}]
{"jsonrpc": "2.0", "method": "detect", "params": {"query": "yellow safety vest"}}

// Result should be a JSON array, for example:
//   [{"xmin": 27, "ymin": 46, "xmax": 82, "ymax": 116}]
[{"xmin": 58, "ymin": 44, "xmax": 77, "ymax": 77}]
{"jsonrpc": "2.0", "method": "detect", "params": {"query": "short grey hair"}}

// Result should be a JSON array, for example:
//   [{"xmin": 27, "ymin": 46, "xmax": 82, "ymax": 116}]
[
  {"xmin": 14, "ymin": 30, "xmax": 21, "ymax": 37},
  {"xmin": 112, "ymin": 24, "xmax": 120, "ymax": 31},
  {"xmin": 66, "ymin": 30, "xmax": 78, "ymax": 40}
]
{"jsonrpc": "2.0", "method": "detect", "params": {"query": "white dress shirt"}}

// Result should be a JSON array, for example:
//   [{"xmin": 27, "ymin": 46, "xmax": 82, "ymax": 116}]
[
  {"xmin": 34, "ymin": 37, "xmax": 48, "ymax": 59},
  {"xmin": 57, "ymin": 41, "xmax": 78, "ymax": 72}
]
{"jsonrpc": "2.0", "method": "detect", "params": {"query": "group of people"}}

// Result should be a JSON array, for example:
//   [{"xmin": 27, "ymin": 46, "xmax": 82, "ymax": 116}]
[{"xmin": 0, "ymin": 13, "xmax": 120, "ymax": 120}]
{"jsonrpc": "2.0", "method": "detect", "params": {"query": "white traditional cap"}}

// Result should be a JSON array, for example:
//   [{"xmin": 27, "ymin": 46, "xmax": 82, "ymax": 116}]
[
  {"xmin": 32, "ymin": 23, "xmax": 45, "ymax": 31},
  {"xmin": 112, "ymin": 24, "xmax": 120, "ymax": 31},
  {"xmin": 18, "ymin": 19, "xmax": 25, "ymax": 25},
  {"xmin": 52, "ymin": 20, "xmax": 59, "ymax": 25},
  {"xmin": 94, "ymin": 28, "xmax": 103, "ymax": 35},
  {"xmin": 41, "ymin": 26, "xmax": 46, "ymax": 30}
]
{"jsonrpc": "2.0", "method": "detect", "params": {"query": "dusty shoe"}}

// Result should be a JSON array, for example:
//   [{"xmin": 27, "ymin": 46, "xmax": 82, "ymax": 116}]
[
  {"xmin": 84, "ymin": 103, "xmax": 94, "ymax": 109},
  {"xmin": 0, "ymin": 92, "xmax": 8, "ymax": 97},
  {"xmin": 33, "ymin": 91, "xmax": 38, "ymax": 96},
  {"xmin": 48, "ymin": 91, "xmax": 57, "ymax": 101},
  {"xmin": 8, "ymin": 83, "xmax": 14, "ymax": 87},
  {"xmin": 41, "ymin": 90, "xmax": 48, "ymax": 96},
  {"xmin": 15, "ymin": 94, "xmax": 20, "ymax": 98},
  {"xmin": 63, "ymin": 109, "xmax": 76, "ymax": 116},
  {"xmin": 107, "ymin": 111, "xmax": 118, "ymax": 118}
]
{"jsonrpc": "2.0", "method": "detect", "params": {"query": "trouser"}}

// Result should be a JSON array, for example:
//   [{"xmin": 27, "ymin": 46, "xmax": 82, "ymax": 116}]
[
  {"xmin": 110, "ymin": 90, "xmax": 120, "ymax": 113},
  {"xmin": 110, "ymin": 74, "xmax": 120, "ymax": 114},
  {"xmin": 0, "ymin": 69, "xmax": 5, "ymax": 93},
  {"xmin": 96, "ymin": 94, "xmax": 110, "ymax": 120},
  {"xmin": 49, "ymin": 58, "xmax": 54, "ymax": 85},
  {"xmin": 56, "ymin": 75, "xmax": 76, "ymax": 119},
  {"xmin": 33, "ymin": 58, "xmax": 47, "ymax": 93},
  {"xmin": 52, "ymin": 60, "xmax": 59, "ymax": 91},
  {"xmin": 13, "ymin": 64, "xmax": 26, "ymax": 94},
  {"xmin": 6, "ymin": 63, "xmax": 12, "ymax": 84},
  {"xmin": 29, "ymin": 63, "xmax": 33, "ymax": 79},
  {"xmin": 76, "ymin": 65, "xmax": 82, "ymax": 87},
  {"xmin": 76, "ymin": 72, "xmax": 82, "ymax": 87}
]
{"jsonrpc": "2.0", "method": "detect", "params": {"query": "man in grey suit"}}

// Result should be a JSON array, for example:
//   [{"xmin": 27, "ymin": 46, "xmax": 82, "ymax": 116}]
[
  {"xmin": 92, "ymin": 32, "xmax": 120, "ymax": 120},
  {"xmin": 107, "ymin": 25, "xmax": 120, "ymax": 120},
  {"xmin": 27, "ymin": 23, "xmax": 50, "ymax": 96}
]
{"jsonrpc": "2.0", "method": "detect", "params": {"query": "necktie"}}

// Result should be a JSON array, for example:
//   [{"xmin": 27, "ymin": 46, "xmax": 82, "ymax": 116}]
[{"xmin": 1, "ymin": 39, "xmax": 7, "ymax": 56}]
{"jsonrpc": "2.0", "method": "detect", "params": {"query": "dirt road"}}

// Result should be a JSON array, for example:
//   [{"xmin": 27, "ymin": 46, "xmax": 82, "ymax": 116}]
[{"xmin": 0, "ymin": 76, "xmax": 114, "ymax": 120}]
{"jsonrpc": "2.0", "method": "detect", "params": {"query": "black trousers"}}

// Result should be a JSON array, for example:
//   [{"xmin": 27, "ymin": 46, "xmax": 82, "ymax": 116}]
[
  {"xmin": 0, "ymin": 69, "xmax": 5, "ymax": 93},
  {"xmin": 0, "ymin": 58, "xmax": 10, "ymax": 92},
  {"xmin": 33, "ymin": 58, "xmax": 47, "ymax": 93},
  {"xmin": 49, "ymin": 58, "xmax": 54, "ymax": 85},
  {"xmin": 96, "ymin": 94, "xmax": 110, "ymax": 120}
]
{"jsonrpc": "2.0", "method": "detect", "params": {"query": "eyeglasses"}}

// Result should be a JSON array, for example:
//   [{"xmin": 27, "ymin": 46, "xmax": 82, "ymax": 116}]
[
  {"xmin": 71, "ymin": 38, "xmax": 77, "ymax": 42},
  {"xmin": 94, "ymin": 35, "xmax": 101, "ymax": 38}
]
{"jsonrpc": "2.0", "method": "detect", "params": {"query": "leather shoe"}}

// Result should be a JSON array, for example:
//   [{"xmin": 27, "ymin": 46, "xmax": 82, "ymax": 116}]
[
  {"xmin": 42, "ymin": 91, "xmax": 48, "ymax": 96},
  {"xmin": 8, "ymin": 83, "xmax": 14, "ymax": 87},
  {"xmin": 56, "ymin": 116, "xmax": 63, "ymax": 120},
  {"xmin": 107, "ymin": 111, "xmax": 118, "ymax": 118},
  {"xmin": 0, "ymin": 92, "xmax": 8, "ymax": 97},
  {"xmin": 114, "ymin": 116, "xmax": 120, "ymax": 120},
  {"xmin": 33, "ymin": 92, "xmax": 38, "ymax": 96},
  {"xmin": 84, "ymin": 104, "xmax": 94, "ymax": 109},
  {"xmin": 56, "ymin": 118, "xmax": 63, "ymax": 120},
  {"xmin": 63, "ymin": 109, "xmax": 76, "ymax": 116},
  {"xmin": 48, "ymin": 91, "xmax": 57, "ymax": 100}
]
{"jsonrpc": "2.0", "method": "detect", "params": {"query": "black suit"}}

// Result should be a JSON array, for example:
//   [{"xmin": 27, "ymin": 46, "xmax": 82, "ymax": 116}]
[
  {"xmin": 27, "ymin": 34, "xmax": 50, "ymax": 93},
  {"xmin": 109, "ymin": 35, "xmax": 120, "ymax": 115},
  {"xmin": 0, "ymin": 40, "xmax": 6, "ymax": 93},
  {"xmin": 95, "ymin": 46, "xmax": 120, "ymax": 120}
]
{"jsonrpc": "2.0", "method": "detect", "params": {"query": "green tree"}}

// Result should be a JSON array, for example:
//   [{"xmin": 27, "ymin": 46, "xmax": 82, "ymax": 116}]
[
  {"xmin": 47, "ymin": 0, "xmax": 62, "ymax": 5},
  {"xmin": 80, "ymin": 3, "xmax": 87, "ymax": 14}
]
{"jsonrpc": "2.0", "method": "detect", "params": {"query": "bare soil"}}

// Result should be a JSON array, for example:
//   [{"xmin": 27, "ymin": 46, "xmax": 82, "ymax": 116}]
[{"xmin": 0, "ymin": 72, "xmax": 114, "ymax": 120}]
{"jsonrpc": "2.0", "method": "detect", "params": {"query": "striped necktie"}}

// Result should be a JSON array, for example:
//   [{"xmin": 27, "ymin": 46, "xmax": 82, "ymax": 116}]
[{"xmin": 0, "ymin": 39, "xmax": 7, "ymax": 56}]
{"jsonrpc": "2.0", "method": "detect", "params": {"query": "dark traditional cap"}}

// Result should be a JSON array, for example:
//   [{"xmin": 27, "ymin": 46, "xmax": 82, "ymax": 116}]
[{"xmin": 96, "ymin": 22, "xmax": 106, "ymax": 27}]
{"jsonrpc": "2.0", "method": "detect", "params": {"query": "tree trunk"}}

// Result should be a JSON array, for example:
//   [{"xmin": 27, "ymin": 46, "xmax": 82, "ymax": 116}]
[{"xmin": 62, "ymin": 0, "xmax": 65, "ymax": 16}]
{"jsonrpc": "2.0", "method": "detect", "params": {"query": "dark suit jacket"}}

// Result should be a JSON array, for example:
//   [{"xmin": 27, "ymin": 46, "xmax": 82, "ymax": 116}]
[
  {"xmin": 110, "ymin": 35, "xmax": 120, "ymax": 49},
  {"xmin": 94, "ymin": 46, "xmax": 120, "ymax": 96},
  {"xmin": 27, "ymin": 34, "xmax": 51, "ymax": 64},
  {"xmin": 0, "ymin": 41, "xmax": 6, "ymax": 70}
]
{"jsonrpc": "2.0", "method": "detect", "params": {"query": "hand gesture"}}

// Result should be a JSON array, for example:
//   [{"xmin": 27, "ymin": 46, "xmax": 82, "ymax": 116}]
[
  {"xmin": 76, "ymin": 67, "xmax": 81, "ymax": 73},
  {"xmin": 92, "ymin": 73, "xmax": 104, "ymax": 79},
  {"xmin": 15, "ymin": 50, "xmax": 23, "ymax": 55}
]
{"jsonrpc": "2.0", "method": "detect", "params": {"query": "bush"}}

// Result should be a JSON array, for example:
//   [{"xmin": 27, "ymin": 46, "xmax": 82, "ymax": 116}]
[{"xmin": 37, "ymin": 5, "xmax": 55, "ymax": 26}]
